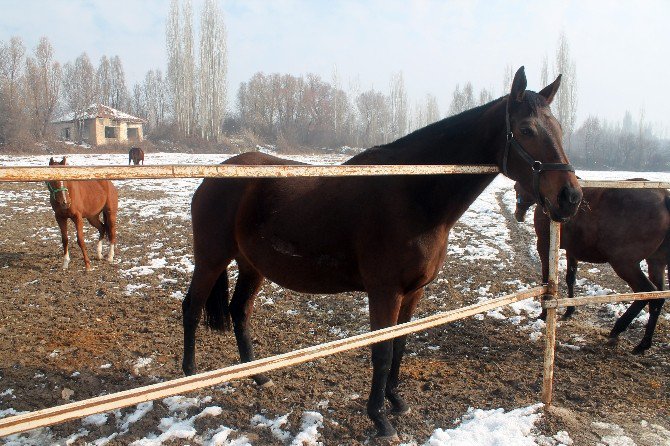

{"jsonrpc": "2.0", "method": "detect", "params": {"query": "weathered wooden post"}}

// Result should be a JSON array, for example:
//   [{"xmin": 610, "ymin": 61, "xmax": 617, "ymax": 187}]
[{"xmin": 542, "ymin": 220, "xmax": 561, "ymax": 405}]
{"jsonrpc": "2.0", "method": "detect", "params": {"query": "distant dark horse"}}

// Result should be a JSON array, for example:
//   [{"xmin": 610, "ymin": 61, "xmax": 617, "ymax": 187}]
[
  {"xmin": 182, "ymin": 67, "xmax": 582, "ymax": 439},
  {"xmin": 129, "ymin": 147, "xmax": 144, "ymax": 165},
  {"xmin": 515, "ymin": 181, "xmax": 669, "ymax": 353},
  {"xmin": 47, "ymin": 157, "xmax": 118, "ymax": 270}
]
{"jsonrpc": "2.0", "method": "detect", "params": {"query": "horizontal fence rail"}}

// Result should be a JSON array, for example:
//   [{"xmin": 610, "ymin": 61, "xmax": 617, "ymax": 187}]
[
  {"xmin": 0, "ymin": 164, "xmax": 500, "ymax": 182},
  {"xmin": 543, "ymin": 290, "xmax": 670, "ymax": 309},
  {"xmin": 0, "ymin": 286, "xmax": 544, "ymax": 437},
  {"xmin": 579, "ymin": 180, "xmax": 670, "ymax": 189}
]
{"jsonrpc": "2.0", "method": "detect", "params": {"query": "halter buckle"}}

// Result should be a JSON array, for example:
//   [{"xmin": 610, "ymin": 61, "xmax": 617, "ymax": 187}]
[{"xmin": 532, "ymin": 161, "xmax": 543, "ymax": 172}]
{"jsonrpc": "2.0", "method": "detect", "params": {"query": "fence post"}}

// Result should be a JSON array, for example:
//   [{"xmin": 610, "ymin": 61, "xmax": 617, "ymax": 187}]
[{"xmin": 542, "ymin": 220, "xmax": 561, "ymax": 405}]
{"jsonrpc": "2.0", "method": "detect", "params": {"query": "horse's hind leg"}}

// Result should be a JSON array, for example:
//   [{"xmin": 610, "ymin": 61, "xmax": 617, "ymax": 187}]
[
  {"xmin": 607, "ymin": 262, "xmax": 656, "ymax": 350},
  {"xmin": 632, "ymin": 258, "xmax": 667, "ymax": 353},
  {"xmin": 385, "ymin": 288, "xmax": 422, "ymax": 415},
  {"xmin": 104, "ymin": 208, "xmax": 117, "ymax": 263},
  {"xmin": 182, "ymin": 263, "xmax": 228, "ymax": 375},
  {"xmin": 229, "ymin": 258, "xmax": 270, "ymax": 386},
  {"xmin": 86, "ymin": 215, "xmax": 106, "ymax": 260}
]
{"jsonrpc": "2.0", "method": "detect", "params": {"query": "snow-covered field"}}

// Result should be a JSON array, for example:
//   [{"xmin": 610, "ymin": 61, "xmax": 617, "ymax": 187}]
[{"xmin": 1, "ymin": 151, "xmax": 669, "ymax": 445}]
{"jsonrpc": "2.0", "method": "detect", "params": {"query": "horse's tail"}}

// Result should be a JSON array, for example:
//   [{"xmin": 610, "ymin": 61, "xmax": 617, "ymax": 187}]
[{"xmin": 204, "ymin": 272, "xmax": 232, "ymax": 331}]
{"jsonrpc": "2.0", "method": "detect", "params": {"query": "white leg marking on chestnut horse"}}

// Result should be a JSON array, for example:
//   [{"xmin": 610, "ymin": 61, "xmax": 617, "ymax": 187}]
[
  {"xmin": 62, "ymin": 250, "xmax": 70, "ymax": 270},
  {"xmin": 97, "ymin": 240, "xmax": 103, "ymax": 260},
  {"xmin": 107, "ymin": 243, "xmax": 115, "ymax": 263}
]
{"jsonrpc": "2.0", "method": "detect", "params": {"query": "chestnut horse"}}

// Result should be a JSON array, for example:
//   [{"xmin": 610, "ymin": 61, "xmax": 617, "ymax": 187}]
[
  {"xmin": 46, "ymin": 157, "xmax": 119, "ymax": 270},
  {"xmin": 183, "ymin": 67, "xmax": 582, "ymax": 439},
  {"xmin": 129, "ymin": 147, "xmax": 144, "ymax": 165},
  {"xmin": 514, "ymin": 181, "xmax": 669, "ymax": 353}
]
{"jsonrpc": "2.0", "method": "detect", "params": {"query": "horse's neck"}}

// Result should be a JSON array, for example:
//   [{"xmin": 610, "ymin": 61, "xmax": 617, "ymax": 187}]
[{"xmin": 353, "ymin": 100, "xmax": 507, "ymax": 227}]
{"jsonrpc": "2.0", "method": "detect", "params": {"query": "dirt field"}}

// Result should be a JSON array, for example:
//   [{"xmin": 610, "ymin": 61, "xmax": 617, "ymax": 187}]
[{"xmin": 0, "ymin": 166, "xmax": 667, "ymax": 445}]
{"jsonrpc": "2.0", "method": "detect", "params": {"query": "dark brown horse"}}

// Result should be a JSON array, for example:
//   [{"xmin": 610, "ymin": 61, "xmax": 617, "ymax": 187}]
[
  {"xmin": 514, "ymin": 181, "xmax": 669, "ymax": 353},
  {"xmin": 47, "ymin": 157, "xmax": 119, "ymax": 270},
  {"xmin": 129, "ymin": 147, "xmax": 144, "ymax": 165},
  {"xmin": 183, "ymin": 67, "xmax": 582, "ymax": 439}
]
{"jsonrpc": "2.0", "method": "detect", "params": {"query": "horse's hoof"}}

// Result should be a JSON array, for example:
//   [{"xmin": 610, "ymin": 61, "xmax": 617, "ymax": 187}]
[
  {"xmin": 606, "ymin": 337, "xmax": 618, "ymax": 347},
  {"xmin": 390, "ymin": 405, "xmax": 411, "ymax": 415},
  {"xmin": 254, "ymin": 374, "xmax": 274, "ymax": 388},
  {"xmin": 373, "ymin": 433, "xmax": 400, "ymax": 445},
  {"xmin": 632, "ymin": 344, "xmax": 649, "ymax": 355}
]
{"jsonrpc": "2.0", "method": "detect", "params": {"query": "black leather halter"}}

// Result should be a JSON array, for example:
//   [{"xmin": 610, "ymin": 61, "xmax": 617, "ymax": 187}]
[{"xmin": 501, "ymin": 100, "xmax": 575, "ymax": 205}]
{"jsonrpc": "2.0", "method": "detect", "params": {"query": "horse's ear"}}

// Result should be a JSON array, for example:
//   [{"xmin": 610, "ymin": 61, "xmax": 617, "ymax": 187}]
[
  {"xmin": 49, "ymin": 157, "xmax": 55, "ymax": 165},
  {"xmin": 538, "ymin": 74, "xmax": 561, "ymax": 105},
  {"xmin": 510, "ymin": 66, "xmax": 527, "ymax": 104},
  {"xmin": 61, "ymin": 156, "xmax": 67, "ymax": 165}
]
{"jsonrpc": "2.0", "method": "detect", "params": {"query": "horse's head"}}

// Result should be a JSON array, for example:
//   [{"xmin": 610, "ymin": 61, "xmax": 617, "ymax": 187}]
[
  {"xmin": 47, "ymin": 157, "xmax": 70, "ymax": 210},
  {"xmin": 500, "ymin": 67, "xmax": 582, "ymax": 223},
  {"xmin": 513, "ymin": 182, "xmax": 535, "ymax": 222}
]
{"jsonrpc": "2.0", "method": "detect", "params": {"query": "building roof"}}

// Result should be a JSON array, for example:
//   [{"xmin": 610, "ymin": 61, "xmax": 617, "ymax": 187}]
[{"xmin": 53, "ymin": 104, "xmax": 144, "ymax": 124}]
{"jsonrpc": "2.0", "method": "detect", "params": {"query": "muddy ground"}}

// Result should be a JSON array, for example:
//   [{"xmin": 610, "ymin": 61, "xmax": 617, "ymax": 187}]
[{"xmin": 0, "ymin": 181, "xmax": 667, "ymax": 445}]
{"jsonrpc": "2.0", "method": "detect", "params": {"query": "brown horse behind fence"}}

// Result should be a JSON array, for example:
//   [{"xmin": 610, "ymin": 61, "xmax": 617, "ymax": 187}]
[
  {"xmin": 46, "ymin": 157, "xmax": 119, "ymax": 270},
  {"xmin": 129, "ymin": 147, "xmax": 144, "ymax": 165},
  {"xmin": 182, "ymin": 67, "xmax": 582, "ymax": 439},
  {"xmin": 514, "ymin": 181, "xmax": 669, "ymax": 354}
]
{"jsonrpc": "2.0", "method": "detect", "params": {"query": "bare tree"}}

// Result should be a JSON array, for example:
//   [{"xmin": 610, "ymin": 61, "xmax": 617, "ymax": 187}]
[
  {"xmin": 96, "ymin": 55, "xmax": 112, "ymax": 106},
  {"xmin": 61, "ymin": 53, "xmax": 96, "ymax": 141},
  {"xmin": 110, "ymin": 56, "xmax": 128, "ymax": 110},
  {"xmin": 199, "ymin": 0, "xmax": 227, "ymax": 141},
  {"xmin": 0, "ymin": 36, "xmax": 27, "ymax": 144},
  {"xmin": 356, "ymin": 89, "xmax": 390, "ymax": 146},
  {"xmin": 389, "ymin": 71, "xmax": 407, "ymax": 140},
  {"xmin": 478, "ymin": 88, "xmax": 494, "ymax": 105},
  {"xmin": 447, "ymin": 82, "xmax": 474, "ymax": 116},
  {"xmin": 182, "ymin": 0, "xmax": 197, "ymax": 135},
  {"xmin": 540, "ymin": 54, "xmax": 549, "ymax": 87},
  {"xmin": 25, "ymin": 37, "xmax": 61, "ymax": 138},
  {"xmin": 553, "ymin": 32, "xmax": 578, "ymax": 145}
]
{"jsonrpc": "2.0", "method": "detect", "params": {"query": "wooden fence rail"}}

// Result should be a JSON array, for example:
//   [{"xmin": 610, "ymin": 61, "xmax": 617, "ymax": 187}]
[
  {"xmin": 0, "ymin": 161, "xmax": 668, "ymax": 438},
  {"xmin": 0, "ymin": 164, "xmax": 499, "ymax": 182},
  {"xmin": 0, "ymin": 287, "xmax": 544, "ymax": 437}
]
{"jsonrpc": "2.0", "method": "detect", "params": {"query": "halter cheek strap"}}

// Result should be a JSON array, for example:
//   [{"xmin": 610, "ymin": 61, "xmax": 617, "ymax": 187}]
[{"xmin": 502, "ymin": 100, "xmax": 575, "ymax": 205}]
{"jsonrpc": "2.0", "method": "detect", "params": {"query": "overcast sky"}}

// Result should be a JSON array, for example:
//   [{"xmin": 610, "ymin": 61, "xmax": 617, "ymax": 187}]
[{"xmin": 1, "ymin": 0, "xmax": 668, "ymax": 135}]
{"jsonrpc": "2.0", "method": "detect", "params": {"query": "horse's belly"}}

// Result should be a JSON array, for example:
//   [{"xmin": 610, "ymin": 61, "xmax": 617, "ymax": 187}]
[{"xmin": 237, "ymin": 237, "xmax": 363, "ymax": 294}]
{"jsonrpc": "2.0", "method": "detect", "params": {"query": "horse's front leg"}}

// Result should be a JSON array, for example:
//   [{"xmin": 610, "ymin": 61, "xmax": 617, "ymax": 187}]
[
  {"xmin": 563, "ymin": 256, "xmax": 578, "ymax": 319},
  {"xmin": 56, "ymin": 217, "xmax": 70, "ymax": 269},
  {"xmin": 73, "ymin": 215, "xmax": 91, "ymax": 270},
  {"xmin": 385, "ymin": 289, "xmax": 422, "ymax": 415},
  {"xmin": 366, "ymin": 290, "xmax": 402, "ymax": 440}
]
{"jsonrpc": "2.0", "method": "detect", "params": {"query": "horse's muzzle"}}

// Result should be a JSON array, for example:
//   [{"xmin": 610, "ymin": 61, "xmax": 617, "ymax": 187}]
[{"xmin": 548, "ymin": 185, "xmax": 582, "ymax": 222}]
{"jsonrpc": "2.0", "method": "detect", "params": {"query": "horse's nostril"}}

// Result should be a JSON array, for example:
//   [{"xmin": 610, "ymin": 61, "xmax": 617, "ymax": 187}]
[
  {"xmin": 560, "ymin": 187, "xmax": 582, "ymax": 207},
  {"xmin": 569, "ymin": 190, "xmax": 581, "ymax": 205}
]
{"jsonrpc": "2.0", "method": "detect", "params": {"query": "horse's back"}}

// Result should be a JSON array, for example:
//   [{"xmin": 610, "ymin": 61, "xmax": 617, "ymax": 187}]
[
  {"xmin": 67, "ymin": 179, "xmax": 118, "ymax": 217},
  {"xmin": 556, "ymin": 186, "xmax": 670, "ymax": 262}
]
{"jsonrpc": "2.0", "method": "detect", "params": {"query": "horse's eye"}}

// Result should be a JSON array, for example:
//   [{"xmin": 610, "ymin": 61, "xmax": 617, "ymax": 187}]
[{"xmin": 520, "ymin": 128, "xmax": 534, "ymax": 136}]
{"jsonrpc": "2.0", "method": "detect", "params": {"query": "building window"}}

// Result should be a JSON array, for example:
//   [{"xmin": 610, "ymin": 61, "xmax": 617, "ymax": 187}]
[
  {"xmin": 105, "ymin": 126, "xmax": 118, "ymax": 138},
  {"xmin": 127, "ymin": 127, "xmax": 139, "ymax": 140},
  {"xmin": 61, "ymin": 127, "xmax": 71, "ymax": 140}
]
